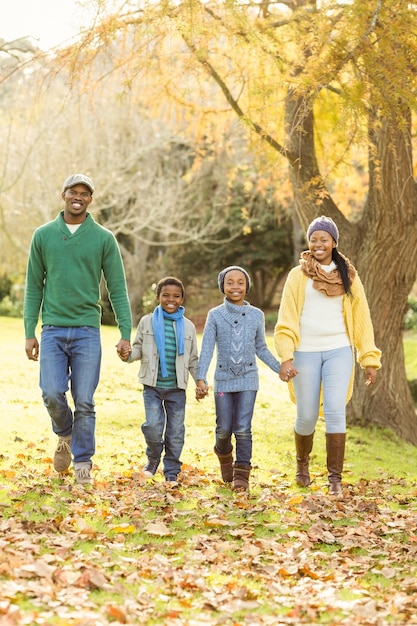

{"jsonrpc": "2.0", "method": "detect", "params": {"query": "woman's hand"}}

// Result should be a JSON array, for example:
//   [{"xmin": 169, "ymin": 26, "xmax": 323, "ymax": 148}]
[
  {"xmin": 364, "ymin": 367, "xmax": 377, "ymax": 387},
  {"xmin": 279, "ymin": 359, "xmax": 298, "ymax": 383}
]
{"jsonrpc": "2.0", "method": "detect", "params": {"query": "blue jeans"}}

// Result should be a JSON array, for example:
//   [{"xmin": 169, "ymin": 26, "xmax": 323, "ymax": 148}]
[
  {"xmin": 292, "ymin": 346, "xmax": 353, "ymax": 435},
  {"xmin": 142, "ymin": 386, "xmax": 186, "ymax": 480},
  {"xmin": 214, "ymin": 390, "xmax": 257, "ymax": 466},
  {"xmin": 40, "ymin": 326, "xmax": 101, "ymax": 465}
]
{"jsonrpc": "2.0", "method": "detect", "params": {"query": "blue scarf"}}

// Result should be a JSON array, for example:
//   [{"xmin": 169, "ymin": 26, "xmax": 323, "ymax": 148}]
[{"xmin": 151, "ymin": 305, "xmax": 185, "ymax": 378}]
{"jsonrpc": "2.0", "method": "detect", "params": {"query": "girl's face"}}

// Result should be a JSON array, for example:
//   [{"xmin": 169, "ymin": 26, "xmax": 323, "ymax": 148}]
[
  {"xmin": 223, "ymin": 269, "xmax": 247, "ymax": 305},
  {"xmin": 308, "ymin": 230, "xmax": 336, "ymax": 265},
  {"xmin": 157, "ymin": 284, "xmax": 184, "ymax": 313}
]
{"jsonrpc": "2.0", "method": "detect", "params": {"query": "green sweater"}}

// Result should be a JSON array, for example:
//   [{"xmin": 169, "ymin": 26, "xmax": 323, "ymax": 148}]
[{"xmin": 24, "ymin": 212, "xmax": 132, "ymax": 340}]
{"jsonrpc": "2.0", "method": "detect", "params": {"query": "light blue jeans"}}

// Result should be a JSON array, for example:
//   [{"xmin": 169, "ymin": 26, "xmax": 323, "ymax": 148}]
[
  {"xmin": 214, "ymin": 390, "xmax": 257, "ymax": 466},
  {"xmin": 40, "ymin": 326, "xmax": 101, "ymax": 465},
  {"xmin": 142, "ymin": 386, "xmax": 186, "ymax": 481},
  {"xmin": 292, "ymin": 346, "xmax": 353, "ymax": 435}
]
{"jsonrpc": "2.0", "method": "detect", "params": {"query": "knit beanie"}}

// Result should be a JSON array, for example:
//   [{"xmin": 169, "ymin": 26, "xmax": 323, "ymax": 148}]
[
  {"xmin": 306, "ymin": 215, "xmax": 339, "ymax": 244},
  {"xmin": 218, "ymin": 266, "xmax": 251, "ymax": 294}
]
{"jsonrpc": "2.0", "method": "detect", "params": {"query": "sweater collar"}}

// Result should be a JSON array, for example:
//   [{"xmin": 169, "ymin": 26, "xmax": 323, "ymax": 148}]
[
  {"xmin": 57, "ymin": 211, "xmax": 93, "ymax": 234},
  {"xmin": 220, "ymin": 297, "xmax": 250, "ymax": 324}
]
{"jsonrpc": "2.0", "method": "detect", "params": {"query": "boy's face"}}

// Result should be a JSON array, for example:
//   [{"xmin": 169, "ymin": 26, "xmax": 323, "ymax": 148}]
[{"xmin": 157, "ymin": 284, "xmax": 184, "ymax": 313}]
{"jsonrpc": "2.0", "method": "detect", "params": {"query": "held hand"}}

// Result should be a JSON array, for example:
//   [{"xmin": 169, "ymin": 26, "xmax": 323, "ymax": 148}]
[
  {"xmin": 196, "ymin": 379, "xmax": 209, "ymax": 402},
  {"xmin": 279, "ymin": 359, "xmax": 298, "ymax": 383},
  {"xmin": 364, "ymin": 367, "xmax": 377, "ymax": 387},
  {"xmin": 25, "ymin": 338, "xmax": 39, "ymax": 361},
  {"xmin": 116, "ymin": 339, "xmax": 131, "ymax": 361},
  {"xmin": 195, "ymin": 388, "xmax": 207, "ymax": 402}
]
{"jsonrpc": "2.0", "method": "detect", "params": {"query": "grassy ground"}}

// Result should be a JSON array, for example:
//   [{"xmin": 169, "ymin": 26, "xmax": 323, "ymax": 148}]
[
  {"xmin": 1, "ymin": 317, "xmax": 417, "ymax": 625},
  {"xmin": 404, "ymin": 329, "xmax": 417, "ymax": 379}
]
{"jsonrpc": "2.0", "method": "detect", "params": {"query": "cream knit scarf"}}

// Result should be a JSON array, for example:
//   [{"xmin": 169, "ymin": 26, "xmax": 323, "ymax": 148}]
[{"xmin": 299, "ymin": 250, "xmax": 356, "ymax": 296}]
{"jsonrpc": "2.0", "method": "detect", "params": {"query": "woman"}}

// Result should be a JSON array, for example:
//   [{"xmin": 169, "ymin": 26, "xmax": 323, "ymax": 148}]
[{"xmin": 274, "ymin": 216, "xmax": 381, "ymax": 497}]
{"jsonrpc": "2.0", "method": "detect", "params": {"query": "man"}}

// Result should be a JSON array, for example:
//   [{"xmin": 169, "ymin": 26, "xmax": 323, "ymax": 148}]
[{"xmin": 24, "ymin": 174, "xmax": 132, "ymax": 485}]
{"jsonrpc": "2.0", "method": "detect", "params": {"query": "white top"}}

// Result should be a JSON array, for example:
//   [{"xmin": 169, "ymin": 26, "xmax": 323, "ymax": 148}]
[
  {"xmin": 66, "ymin": 223, "xmax": 82, "ymax": 233},
  {"xmin": 298, "ymin": 262, "xmax": 350, "ymax": 352}
]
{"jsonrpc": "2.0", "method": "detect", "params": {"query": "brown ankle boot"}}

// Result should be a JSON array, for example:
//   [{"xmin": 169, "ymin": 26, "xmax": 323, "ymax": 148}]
[
  {"xmin": 294, "ymin": 431, "xmax": 314, "ymax": 487},
  {"xmin": 232, "ymin": 464, "xmax": 251, "ymax": 491},
  {"xmin": 214, "ymin": 446, "xmax": 234, "ymax": 483},
  {"xmin": 326, "ymin": 433, "xmax": 346, "ymax": 498}
]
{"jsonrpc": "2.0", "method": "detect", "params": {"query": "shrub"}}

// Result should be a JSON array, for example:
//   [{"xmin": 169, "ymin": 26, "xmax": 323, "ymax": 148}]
[
  {"xmin": 0, "ymin": 281, "xmax": 24, "ymax": 318},
  {"xmin": 0, "ymin": 274, "xmax": 12, "ymax": 301},
  {"xmin": 0, "ymin": 295, "xmax": 23, "ymax": 317},
  {"xmin": 404, "ymin": 297, "xmax": 417, "ymax": 331}
]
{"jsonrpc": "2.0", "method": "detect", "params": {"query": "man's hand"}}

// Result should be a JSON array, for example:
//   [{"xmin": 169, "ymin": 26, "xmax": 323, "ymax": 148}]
[
  {"xmin": 25, "ymin": 338, "xmax": 39, "ymax": 361},
  {"xmin": 116, "ymin": 339, "xmax": 131, "ymax": 361}
]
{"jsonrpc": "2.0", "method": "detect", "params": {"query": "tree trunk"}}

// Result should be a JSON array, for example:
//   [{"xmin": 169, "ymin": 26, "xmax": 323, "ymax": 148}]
[
  {"xmin": 348, "ymin": 110, "xmax": 417, "ymax": 442},
  {"xmin": 121, "ymin": 241, "xmax": 151, "ymax": 326},
  {"xmin": 285, "ymin": 91, "xmax": 417, "ymax": 444}
]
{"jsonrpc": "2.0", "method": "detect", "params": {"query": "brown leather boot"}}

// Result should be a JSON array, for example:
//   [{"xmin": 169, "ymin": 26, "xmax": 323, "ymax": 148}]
[
  {"xmin": 294, "ymin": 431, "xmax": 314, "ymax": 487},
  {"xmin": 232, "ymin": 464, "xmax": 251, "ymax": 491},
  {"xmin": 326, "ymin": 433, "xmax": 346, "ymax": 498},
  {"xmin": 214, "ymin": 446, "xmax": 234, "ymax": 483}
]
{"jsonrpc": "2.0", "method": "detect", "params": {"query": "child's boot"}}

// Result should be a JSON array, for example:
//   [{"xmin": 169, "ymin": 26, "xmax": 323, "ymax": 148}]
[
  {"xmin": 143, "ymin": 458, "xmax": 160, "ymax": 478},
  {"xmin": 214, "ymin": 446, "xmax": 234, "ymax": 483},
  {"xmin": 232, "ymin": 464, "xmax": 251, "ymax": 491}
]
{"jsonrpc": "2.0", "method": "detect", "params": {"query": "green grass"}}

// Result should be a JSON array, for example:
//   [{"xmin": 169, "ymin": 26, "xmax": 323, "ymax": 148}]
[
  {"xmin": 1, "ymin": 316, "xmax": 417, "ymax": 625},
  {"xmin": 404, "ymin": 330, "xmax": 417, "ymax": 379}
]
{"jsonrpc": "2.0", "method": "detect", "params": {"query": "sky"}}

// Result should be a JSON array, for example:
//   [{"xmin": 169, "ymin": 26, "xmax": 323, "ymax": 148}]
[{"xmin": 0, "ymin": 0, "xmax": 96, "ymax": 50}]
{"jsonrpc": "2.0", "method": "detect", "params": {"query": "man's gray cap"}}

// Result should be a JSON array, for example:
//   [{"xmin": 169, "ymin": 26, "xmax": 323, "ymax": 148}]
[{"xmin": 62, "ymin": 174, "xmax": 94, "ymax": 194}]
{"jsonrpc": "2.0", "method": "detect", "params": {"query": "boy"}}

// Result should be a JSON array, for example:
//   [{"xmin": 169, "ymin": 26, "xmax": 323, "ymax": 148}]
[{"xmin": 121, "ymin": 277, "xmax": 201, "ymax": 484}]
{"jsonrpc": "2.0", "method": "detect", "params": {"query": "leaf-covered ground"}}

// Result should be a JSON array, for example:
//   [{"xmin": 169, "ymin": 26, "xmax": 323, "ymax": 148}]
[
  {"xmin": 1, "ymin": 453, "xmax": 417, "ymax": 626},
  {"xmin": 2, "ymin": 319, "xmax": 417, "ymax": 625}
]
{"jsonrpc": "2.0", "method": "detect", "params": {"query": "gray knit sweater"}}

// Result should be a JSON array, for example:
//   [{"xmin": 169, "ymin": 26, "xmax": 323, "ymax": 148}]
[{"xmin": 197, "ymin": 298, "xmax": 280, "ymax": 392}]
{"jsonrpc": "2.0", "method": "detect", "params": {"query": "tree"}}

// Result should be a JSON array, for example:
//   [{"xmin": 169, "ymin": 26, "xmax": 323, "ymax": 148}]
[
  {"xmin": 96, "ymin": 119, "xmax": 259, "ymax": 321},
  {"xmin": 171, "ymin": 166, "xmax": 294, "ymax": 309},
  {"xmin": 57, "ymin": 0, "xmax": 417, "ymax": 441},
  {"xmin": 0, "ymin": 49, "xmax": 260, "ymax": 323}
]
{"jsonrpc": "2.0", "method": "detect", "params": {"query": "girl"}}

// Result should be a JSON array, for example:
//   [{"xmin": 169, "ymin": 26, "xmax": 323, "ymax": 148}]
[{"xmin": 196, "ymin": 266, "xmax": 280, "ymax": 491}]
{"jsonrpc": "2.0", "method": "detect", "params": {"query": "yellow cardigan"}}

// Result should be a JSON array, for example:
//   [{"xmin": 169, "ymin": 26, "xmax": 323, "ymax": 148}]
[{"xmin": 274, "ymin": 266, "xmax": 382, "ymax": 406}]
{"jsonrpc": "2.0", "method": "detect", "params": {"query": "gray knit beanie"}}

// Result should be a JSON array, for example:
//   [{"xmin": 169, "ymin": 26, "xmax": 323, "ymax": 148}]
[
  {"xmin": 306, "ymin": 215, "xmax": 339, "ymax": 244},
  {"xmin": 218, "ymin": 266, "xmax": 251, "ymax": 294}
]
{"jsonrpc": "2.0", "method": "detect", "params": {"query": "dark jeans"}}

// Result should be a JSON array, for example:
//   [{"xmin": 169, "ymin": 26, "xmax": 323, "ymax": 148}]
[
  {"xmin": 142, "ymin": 386, "xmax": 186, "ymax": 480},
  {"xmin": 214, "ymin": 390, "xmax": 257, "ymax": 466}
]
